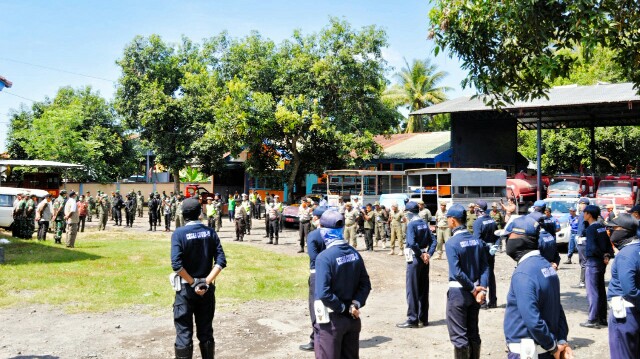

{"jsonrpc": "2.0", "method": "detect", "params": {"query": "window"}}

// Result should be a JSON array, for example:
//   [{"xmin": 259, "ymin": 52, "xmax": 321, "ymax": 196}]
[{"xmin": 0, "ymin": 194, "xmax": 15, "ymax": 207}]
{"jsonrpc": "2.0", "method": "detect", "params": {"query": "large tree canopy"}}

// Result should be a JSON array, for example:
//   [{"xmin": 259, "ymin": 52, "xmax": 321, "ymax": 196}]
[
  {"xmin": 6, "ymin": 86, "xmax": 136, "ymax": 182},
  {"xmin": 428, "ymin": 0, "xmax": 640, "ymax": 106}
]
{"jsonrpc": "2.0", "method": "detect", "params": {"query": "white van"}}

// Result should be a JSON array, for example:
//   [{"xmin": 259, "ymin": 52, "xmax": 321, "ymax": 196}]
[{"xmin": 0, "ymin": 188, "xmax": 52, "ymax": 229}]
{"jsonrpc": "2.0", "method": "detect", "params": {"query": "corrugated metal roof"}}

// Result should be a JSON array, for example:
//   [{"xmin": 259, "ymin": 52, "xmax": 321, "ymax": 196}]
[
  {"xmin": 411, "ymin": 82, "xmax": 640, "ymax": 116},
  {"xmin": 0, "ymin": 160, "xmax": 84, "ymax": 168},
  {"xmin": 377, "ymin": 132, "xmax": 450, "ymax": 160}
]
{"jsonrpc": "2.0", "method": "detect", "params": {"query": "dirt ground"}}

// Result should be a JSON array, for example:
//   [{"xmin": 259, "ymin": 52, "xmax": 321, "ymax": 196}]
[{"xmin": 0, "ymin": 215, "xmax": 611, "ymax": 359}]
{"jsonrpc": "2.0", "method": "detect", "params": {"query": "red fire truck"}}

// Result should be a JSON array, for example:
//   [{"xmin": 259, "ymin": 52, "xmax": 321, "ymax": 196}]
[
  {"xmin": 547, "ymin": 174, "xmax": 599, "ymax": 199},
  {"xmin": 596, "ymin": 175, "xmax": 639, "ymax": 207}
]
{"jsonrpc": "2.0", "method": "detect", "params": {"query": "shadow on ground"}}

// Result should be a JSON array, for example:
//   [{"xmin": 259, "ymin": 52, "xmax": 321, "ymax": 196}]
[
  {"xmin": 0, "ymin": 238, "xmax": 102, "ymax": 265},
  {"xmin": 8, "ymin": 356, "xmax": 60, "ymax": 359},
  {"xmin": 361, "ymin": 335, "xmax": 392, "ymax": 348}
]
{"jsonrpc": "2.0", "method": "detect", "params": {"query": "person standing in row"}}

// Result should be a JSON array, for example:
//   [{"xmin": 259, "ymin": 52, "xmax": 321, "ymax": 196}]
[
  {"xmin": 64, "ymin": 191, "xmax": 79, "ymax": 248},
  {"xmin": 580, "ymin": 204, "xmax": 614, "ymax": 329},
  {"xmin": 137, "ymin": 190, "xmax": 144, "ymax": 218},
  {"xmin": 163, "ymin": 197, "xmax": 172, "ymax": 232},
  {"xmin": 564, "ymin": 207, "xmax": 580, "ymax": 264},
  {"xmin": 265, "ymin": 199, "xmax": 280, "ymax": 245},
  {"xmin": 175, "ymin": 195, "xmax": 184, "ymax": 229},
  {"xmin": 466, "ymin": 203, "xmax": 477, "ymax": 234},
  {"xmin": 112, "ymin": 191, "xmax": 124, "ymax": 226},
  {"xmin": 396, "ymin": 201, "xmax": 435, "ymax": 328},
  {"xmin": 148, "ymin": 193, "xmax": 160, "ymax": 231},
  {"xmin": 298, "ymin": 198, "xmax": 313, "ymax": 253},
  {"xmin": 343, "ymin": 202, "xmax": 359, "ymax": 248},
  {"xmin": 503, "ymin": 215, "xmax": 572, "ymax": 359},
  {"xmin": 388, "ymin": 202, "xmax": 405, "ymax": 256},
  {"xmin": 434, "ymin": 201, "xmax": 450, "ymax": 260},
  {"xmin": 242, "ymin": 194, "xmax": 252, "ymax": 235},
  {"xmin": 212, "ymin": 194, "xmax": 223, "ymax": 230},
  {"xmin": 299, "ymin": 206, "xmax": 328, "ymax": 352},
  {"xmin": 362, "ymin": 203, "xmax": 375, "ymax": 251},
  {"xmin": 77, "ymin": 195, "xmax": 88, "ymax": 232},
  {"xmin": 373, "ymin": 202, "xmax": 388, "ymax": 249},
  {"xmin": 97, "ymin": 194, "xmax": 108, "ymax": 231},
  {"xmin": 227, "ymin": 194, "xmax": 236, "ymax": 223},
  {"xmin": 473, "ymin": 200, "xmax": 498, "ymax": 309},
  {"xmin": 86, "ymin": 191, "xmax": 95, "ymax": 222},
  {"xmin": 52, "ymin": 190, "xmax": 68, "ymax": 244},
  {"xmin": 24, "ymin": 194, "xmax": 37, "ymax": 239},
  {"xmin": 206, "ymin": 198, "xmax": 217, "ymax": 230},
  {"xmin": 171, "ymin": 198, "xmax": 227, "ymax": 359},
  {"xmin": 606, "ymin": 213, "xmax": 640, "ymax": 359},
  {"xmin": 314, "ymin": 210, "xmax": 371, "ymax": 359},
  {"xmin": 234, "ymin": 198, "xmax": 247, "ymax": 242},
  {"xmin": 35, "ymin": 194, "xmax": 52, "ymax": 241},
  {"xmin": 418, "ymin": 200, "xmax": 432, "ymax": 223},
  {"xmin": 572, "ymin": 198, "xmax": 590, "ymax": 289},
  {"xmin": 445, "ymin": 204, "xmax": 488, "ymax": 359}
]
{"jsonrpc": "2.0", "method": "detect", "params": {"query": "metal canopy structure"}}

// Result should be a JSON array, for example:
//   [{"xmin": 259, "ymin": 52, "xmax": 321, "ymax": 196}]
[
  {"xmin": 411, "ymin": 83, "xmax": 640, "ymax": 130},
  {"xmin": 410, "ymin": 82, "xmax": 640, "ymax": 200},
  {"xmin": 0, "ymin": 160, "xmax": 84, "ymax": 169}
]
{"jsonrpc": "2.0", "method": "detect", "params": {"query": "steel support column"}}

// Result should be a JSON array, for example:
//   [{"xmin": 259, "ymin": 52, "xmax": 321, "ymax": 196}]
[{"xmin": 537, "ymin": 116, "xmax": 542, "ymax": 200}]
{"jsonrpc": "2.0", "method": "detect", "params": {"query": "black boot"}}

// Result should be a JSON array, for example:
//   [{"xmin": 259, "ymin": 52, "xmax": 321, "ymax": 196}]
[
  {"xmin": 454, "ymin": 346, "xmax": 470, "ymax": 359},
  {"xmin": 175, "ymin": 344, "xmax": 193, "ymax": 359},
  {"xmin": 148, "ymin": 225, "xmax": 152, "ymax": 231},
  {"xmin": 470, "ymin": 342, "xmax": 481, "ymax": 359},
  {"xmin": 199, "ymin": 340, "xmax": 214, "ymax": 359}
]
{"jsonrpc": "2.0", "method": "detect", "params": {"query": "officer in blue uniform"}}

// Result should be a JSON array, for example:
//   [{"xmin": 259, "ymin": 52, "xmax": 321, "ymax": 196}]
[
  {"xmin": 472, "ymin": 200, "xmax": 498, "ymax": 309},
  {"xmin": 396, "ymin": 201, "xmax": 436, "ymax": 328},
  {"xmin": 527, "ymin": 201, "xmax": 562, "ymax": 267},
  {"xmin": 171, "ymin": 198, "xmax": 227, "ymax": 359},
  {"xmin": 502, "ymin": 216, "xmax": 573, "ymax": 359},
  {"xmin": 444, "ymin": 204, "xmax": 489, "ymax": 359},
  {"xmin": 299, "ymin": 206, "xmax": 328, "ymax": 352},
  {"xmin": 564, "ymin": 207, "xmax": 579, "ymax": 264},
  {"xmin": 572, "ymin": 197, "xmax": 590, "ymax": 288},
  {"xmin": 606, "ymin": 213, "xmax": 640, "ymax": 358},
  {"xmin": 314, "ymin": 210, "xmax": 371, "ymax": 359},
  {"xmin": 580, "ymin": 204, "xmax": 614, "ymax": 328}
]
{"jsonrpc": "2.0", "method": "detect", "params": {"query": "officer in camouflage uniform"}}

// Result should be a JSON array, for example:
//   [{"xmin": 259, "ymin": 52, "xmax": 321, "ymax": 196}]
[
  {"xmin": 86, "ymin": 191, "xmax": 95, "ymax": 222},
  {"xmin": 174, "ymin": 194, "xmax": 184, "ymax": 228},
  {"xmin": 388, "ymin": 202, "xmax": 406, "ymax": 255},
  {"xmin": 213, "ymin": 193, "xmax": 223, "ymax": 230},
  {"xmin": 373, "ymin": 202, "xmax": 388, "ymax": 249},
  {"xmin": 466, "ymin": 203, "xmax": 477, "ymax": 234},
  {"xmin": 171, "ymin": 193, "xmax": 177, "ymax": 221},
  {"xmin": 137, "ymin": 190, "xmax": 144, "ymax": 217},
  {"xmin": 14, "ymin": 193, "xmax": 27, "ymax": 238},
  {"xmin": 52, "ymin": 190, "xmax": 68, "ymax": 244},
  {"xmin": 24, "ymin": 194, "xmax": 37, "ymax": 239},
  {"xmin": 97, "ymin": 194, "xmax": 108, "ymax": 231}
]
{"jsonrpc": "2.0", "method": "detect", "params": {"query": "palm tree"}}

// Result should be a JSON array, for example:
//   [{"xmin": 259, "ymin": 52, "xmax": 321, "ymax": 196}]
[{"xmin": 384, "ymin": 58, "xmax": 451, "ymax": 133}]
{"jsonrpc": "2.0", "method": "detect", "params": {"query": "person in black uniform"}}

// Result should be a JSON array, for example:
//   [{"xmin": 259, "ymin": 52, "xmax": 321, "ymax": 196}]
[
  {"xmin": 572, "ymin": 198, "xmax": 590, "ymax": 289},
  {"xmin": 125, "ymin": 194, "xmax": 136, "ymax": 227},
  {"xmin": 396, "ymin": 201, "xmax": 436, "ymax": 328},
  {"xmin": 580, "ymin": 204, "xmax": 614, "ymax": 328},
  {"xmin": 148, "ymin": 193, "xmax": 160, "ymax": 231},
  {"xmin": 299, "ymin": 206, "xmax": 329, "ymax": 352},
  {"xmin": 314, "ymin": 210, "xmax": 371, "ymax": 359},
  {"xmin": 444, "ymin": 204, "xmax": 489, "ymax": 359},
  {"xmin": 111, "ymin": 191, "xmax": 124, "ymax": 226},
  {"xmin": 472, "ymin": 200, "xmax": 498, "ymax": 309},
  {"xmin": 502, "ymin": 215, "xmax": 573, "ymax": 359},
  {"xmin": 606, "ymin": 213, "xmax": 640, "ymax": 358},
  {"xmin": 171, "ymin": 198, "xmax": 227, "ymax": 359}
]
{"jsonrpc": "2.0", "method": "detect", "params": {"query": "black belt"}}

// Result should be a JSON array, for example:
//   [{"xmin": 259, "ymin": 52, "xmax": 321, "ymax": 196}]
[{"xmin": 300, "ymin": 220, "xmax": 310, "ymax": 224}]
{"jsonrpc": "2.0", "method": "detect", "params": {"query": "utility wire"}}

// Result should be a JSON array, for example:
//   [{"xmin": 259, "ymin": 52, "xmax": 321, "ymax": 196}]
[
  {"xmin": 2, "ymin": 90, "xmax": 37, "ymax": 102},
  {"xmin": 0, "ymin": 56, "xmax": 116, "ymax": 83}
]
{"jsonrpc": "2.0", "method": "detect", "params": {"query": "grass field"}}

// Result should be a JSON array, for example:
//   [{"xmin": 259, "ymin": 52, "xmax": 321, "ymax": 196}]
[{"xmin": 0, "ymin": 232, "xmax": 308, "ymax": 312}]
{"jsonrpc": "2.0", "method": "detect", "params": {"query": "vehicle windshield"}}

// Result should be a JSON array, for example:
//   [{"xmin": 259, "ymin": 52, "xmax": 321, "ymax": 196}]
[
  {"xmin": 549, "ymin": 179, "xmax": 579, "ymax": 191},
  {"xmin": 544, "ymin": 200, "xmax": 575, "ymax": 214},
  {"xmin": 597, "ymin": 181, "xmax": 632, "ymax": 196}
]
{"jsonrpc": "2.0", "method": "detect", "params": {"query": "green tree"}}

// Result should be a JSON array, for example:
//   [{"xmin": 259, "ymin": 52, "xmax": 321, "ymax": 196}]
[
  {"xmin": 114, "ymin": 35, "xmax": 225, "ymax": 193},
  {"xmin": 6, "ymin": 86, "xmax": 136, "ymax": 181},
  {"xmin": 384, "ymin": 58, "xmax": 450, "ymax": 132},
  {"xmin": 428, "ymin": 0, "xmax": 640, "ymax": 106},
  {"xmin": 208, "ymin": 18, "xmax": 398, "ymax": 202}
]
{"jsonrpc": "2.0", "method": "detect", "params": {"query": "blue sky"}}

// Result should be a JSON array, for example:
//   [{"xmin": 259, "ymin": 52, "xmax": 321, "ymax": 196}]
[{"xmin": 0, "ymin": 0, "xmax": 472, "ymax": 152}]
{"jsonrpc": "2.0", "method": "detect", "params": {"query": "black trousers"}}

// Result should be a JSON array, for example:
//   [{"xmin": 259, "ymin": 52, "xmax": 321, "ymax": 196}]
[
  {"xmin": 406, "ymin": 259, "xmax": 430, "ymax": 324},
  {"xmin": 113, "ymin": 208, "xmax": 122, "ymax": 225},
  {"xmin": 446, "ymin": 287, "xmax": 481, "ymax": 349},
  {"xmin": 487, "ymin": 250, "xmax": 497, "ymax": 306},
  {"xmin": 37, "ymin": 220, "xmax": 49, "ymax": 240},
  {"xmin": 165, "ymin": 214, "xmax": 171, "ymax": 230},
  {"xmin": 149, "ymin": 211, "xmax": 157, "ymax": 227},
  {"xmin": 268, "ymin": 219, "xmax": 279, "ymax": 240},
  {"xmin": 79, "ymin": 216, "xmax": 86, "ymax": 232},
  {"xmin": 307, "ymin": 273, "xmax": 317, "ymax": 343},
  {"xmin": 314, "ymin": 313, "xmax": 361, "ymax": 359},
  {"xmin": 364, "ymin": 228, "xmax": 373, "ymax": 250},
  {"xmin": 299, "ymin": 221, "xmax": 311, "ymax": 248},
  {"xmin": 208, "ymin": 216, "xmax": 216, "ymax": 230},
  {"xmin": 174, "ymin": 285, "xmax": 216, "ymax": 348}
]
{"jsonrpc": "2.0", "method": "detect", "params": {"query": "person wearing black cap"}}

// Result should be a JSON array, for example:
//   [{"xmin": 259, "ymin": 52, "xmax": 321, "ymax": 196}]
[
  {"xmin": 314, "ymin": 210, "xmax": 371, "ymax": 358},
  {"xmin": 148, "ymin": 193, "xmax": 160, "ymax": 231},
  {"xmin": 299, "ymin": 206, "xmax": 329, "ymax": 352},
  {"xmin": 503, "ymin": 216, "xmax": 573, "ymax": 359},
  {"xmin": 473, "ymin": 200, "xmax": 499, "ymax": 309},
  {"xmin": 606, "ymin": 213, "xmax": 640, "ymax": 358},
  {"xmin": 111, "ymin": 190, "xmax": 124, "ymax": 226},
  {"xmin": 171, "ymin": 198, "xmax": 227, "ymax": 359},
  {"xmin": 396, "ymin": 201, "xmax": 436, "ymax": 329},
  {"xmin": 580, "ymin": 204, "xmax": 614, "ymax": 328},
  {"xmin": 444, "ymin": 204, "xmax": 488, "ymax": 359},
  {"xmin": 526, "ymin": 200, "xmax": 561, "ymax": 270},
  {"xmin": 628, "ymin": 204, "xmax": 640, "ymax": 238},
  {"xmin": 572, "ymin": 198, "xmax": 590, "ymax": 288}
]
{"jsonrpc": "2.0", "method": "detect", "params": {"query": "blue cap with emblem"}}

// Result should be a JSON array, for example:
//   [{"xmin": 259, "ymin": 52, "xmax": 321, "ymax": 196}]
[
  {"xmin": 533, "ymin": 200, "xmax": 546, "ymax": 208},
  {"xmin": 405, "ymin": 201, "xmax": 419, "ymax": 213},
  {"xmin": 578, "ymin": 197, "xmax": 590, "ymax": 205},
  {"xmin": 476, "ymin": 200, "xmax": 488, "ymax": 211},
  {"xmin": 313, "ymin": 206, "xmax": 329, "ymax": 218},
  {"xmin": 446, "ymin": 204, "xmax": 466, "ymax": 220},
  {"xmin": 504, "ymin": 216, "xmax": 539, "ymax": 237},
  {"xmin": 320, "ymin": 210, "xmax": 344, "ymax": 228}
]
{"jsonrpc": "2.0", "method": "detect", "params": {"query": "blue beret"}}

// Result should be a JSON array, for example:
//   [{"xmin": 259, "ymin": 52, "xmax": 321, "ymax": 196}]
[
  {"xmin": 405, "ymin": 201, "xmax": 419, "ymax": 213},
  {"xmin": 533, "ymin": 200, "xmax": 546, "ymax": 208},
  {"xmin": 313, "ymin": 206, "xmax": 329, "ymax": 217},
  {"xmin": 446, "ymin": 204, "xmax": 466, "ymax": 219},
  {"xmin": 476, "ymin": 200, "xmax": 488, "ymax": 211},
  {"xmin": 578, "ymin": 197, "xmax": 590, "ymax": 204},
  {"xmin": 505, "ymin": 216, "xmax": 539, "ymax": 237},
  {"xmin": 319, "ymin": 210, "xmax": 344, "ymax": 229}
]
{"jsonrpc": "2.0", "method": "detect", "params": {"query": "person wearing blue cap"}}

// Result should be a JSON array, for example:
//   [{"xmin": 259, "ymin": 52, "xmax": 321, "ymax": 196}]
[
  {"xmin": 502, "ymin": 216, "xmax": 573, "ymax": 359},
  {"xmin": 580, "ymin": 204, "xmax": 614, "ymax": 329},
  {"xmin": 314, "ymin": 210, "xmax": 371, "ymax": 359},
  {"xmin": 472, "ymin": 200, "xmax": 499, "ymax": 309},
  {"xmin": 444, "ymin": 204, "xmax": 489, "ymax": 359},
  {"xmin": 564, "ymin": 207, "xmax": 579, "ymax": 264},
  {"xmin": 572, "ymin": 198, "xmax": 591, "ymax": 288},
  {"xmin": 299, "ymin": 206, "xmax": 329, "ymax": 352},
  {"xmin": 606, "ymin": 213, "xmax": 640, "ymax": 358},
  {"xmin": 396, "ymin": 201, "xmax": 436, "ymax": 328}
]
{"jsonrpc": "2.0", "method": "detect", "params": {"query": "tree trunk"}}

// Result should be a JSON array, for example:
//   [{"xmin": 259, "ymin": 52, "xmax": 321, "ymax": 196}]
[
  {"xmin": 173, "ymin": 167, "xmax": 181, "ymax": 195},
  {"xmin": 287, "ymin": 150, "xmax": 301, "ymax": 204}
]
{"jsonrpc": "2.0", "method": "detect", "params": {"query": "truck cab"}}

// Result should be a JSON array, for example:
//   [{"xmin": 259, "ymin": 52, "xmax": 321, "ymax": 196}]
[
  {"xmin": 596, "ymin": 176, "xmax": 638, "ymax": 207},
  {"xmin": 547, "ymin": 175, "xmax": 597, "ymax": 199}
]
